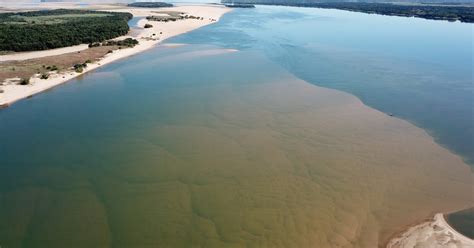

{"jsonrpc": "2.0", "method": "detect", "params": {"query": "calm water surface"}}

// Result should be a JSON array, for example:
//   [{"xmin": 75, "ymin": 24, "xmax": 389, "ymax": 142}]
[
  {"xmin": 0, "ymin": 6, "xmax": 472, "ymax": 248},
  {"xmin": 169, "ymin": 5, "xmax": 474, "ymax": 165}
]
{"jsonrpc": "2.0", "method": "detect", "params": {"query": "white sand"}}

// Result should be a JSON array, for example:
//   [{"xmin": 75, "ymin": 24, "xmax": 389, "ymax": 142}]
[
  {"xmin": 0, "ymin": 4, "xmax": 231, "ymax": 107},
  {"xmin": 387, "ymin": 213, "xmax": 474, "ymax": 248}
]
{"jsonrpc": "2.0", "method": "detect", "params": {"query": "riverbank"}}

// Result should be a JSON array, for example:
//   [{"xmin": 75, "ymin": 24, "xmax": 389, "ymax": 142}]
[
  {"xmin": 0, "ymin": 4, "xmax": 231, "ymax": 107},
  {"xmin": 387, "ymin": 213, "xmax": 474, "ymax": 248}
]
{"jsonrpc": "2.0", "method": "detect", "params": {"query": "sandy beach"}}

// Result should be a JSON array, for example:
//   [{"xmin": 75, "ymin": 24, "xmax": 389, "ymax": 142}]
[
  {"xmin": 0, "ymin": 4, "xmax": 231, "ymax": 107},
  {"xmin": 387, "ymin": 213, "xmax": 474, "ymax": 248}
]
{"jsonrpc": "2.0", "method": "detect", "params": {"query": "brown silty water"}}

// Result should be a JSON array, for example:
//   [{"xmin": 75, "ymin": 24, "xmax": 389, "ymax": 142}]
[{"xmin": 0, "ymin": 50, "xmax": 472, "ymax": 247}]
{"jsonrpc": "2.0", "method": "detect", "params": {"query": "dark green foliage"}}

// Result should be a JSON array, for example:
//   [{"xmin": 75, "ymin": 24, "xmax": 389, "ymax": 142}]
[
  {"xmin": 74, "ymin": 65, "xmax": 84, "ymax": 73},
  {"xmin": 224, "ymin": 4, "xmax": 255, "ymax": 8},
  {"xmin": 73, "ymin": 63, "xmax": 88, "ymax": 73},
  {"xmin": 128, "ymin": 2, "xmax": 173, "ymax": 8},
  {"xmin": 147, "ymin": 16, "xmax": 180, "ymax": 22},
  {"xmin": 40, "ymin": 73, "xmax": 49, "ymax": 79},
  {"xmin": 89, "ymin": 42, "xmax": 101, "ymax": 48},
  {"xmin": 46, "ymin": 65, "xmax": 58, "ymax": 71},
  {"xmin": 144, "ymin": 23, "xmax": 153, "ymax": 28},
  {"xmin": 0, "ymin": 9, "xmax": 133, "ymax": 52},
  {"xmin": 19, "ymin": 78, "xmax": 30, "ymax": 85},
  {"xmin": 102, "ymin": 38, "xmax": 139, "ymax": 47},
  {"xmin": 222, "ymin": 1, "xmax": 474, "ymax": 23}
]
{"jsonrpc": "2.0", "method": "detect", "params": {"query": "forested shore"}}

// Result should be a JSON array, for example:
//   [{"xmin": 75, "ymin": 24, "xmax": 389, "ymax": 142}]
[
  {"xmin": 221, "ymin": 1, "xmax": 474, "ymax": 23},
  {"xmin": 0, "ymin": 9, "xmax": 133, "ymax": 52}
]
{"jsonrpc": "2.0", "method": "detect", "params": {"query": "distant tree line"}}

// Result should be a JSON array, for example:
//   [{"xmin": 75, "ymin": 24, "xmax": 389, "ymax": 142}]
[
  {"xmin": 224, "ymin": 3, "xmax": 256, "ymax": 8},
  {"xmin": 221, "ymin": 0, "xmax": 474, "ymax": 23},
  {"xmin": 0, "ymin": 9, "xmax": 133, "ymax": 52},
  {"xmin": 146, "ymin": 14, "xmax": 204, "ymax": 22},
  {"xmin": 128, "ymin": 2, "xmax": 174, "ymax": 8}
]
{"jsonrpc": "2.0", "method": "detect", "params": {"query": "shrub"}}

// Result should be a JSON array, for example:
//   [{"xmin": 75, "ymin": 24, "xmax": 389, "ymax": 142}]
[
  {"xmin": 46, "ymin": 65, "xmax": 58, "ymax": 71},
  {"xmin": 40, "ymin": 73, "xmax": 49, "ymax": 79},
  {"xmin": 19, "ymin": 78, "xmax": 30, "ymax": 85},
  {"xmin": 103, "ymin": 38, "xmax": 139, "ymax": 48},
  {"xmin": 74, "ymin": 64, "xmax": 85, "ymax": 73},
  {"xmin": 89, "ymin": 42, "xmax": 101, "ymax": 48},
  {"xmin": 144, "ymin": 23, "xmax": 153, "ymax": 28}
]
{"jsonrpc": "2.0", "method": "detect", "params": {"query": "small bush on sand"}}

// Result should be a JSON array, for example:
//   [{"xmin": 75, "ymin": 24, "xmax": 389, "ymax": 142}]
[
  {"xmin": 89, "ymin": 42, "xmax": 101, "ymax": 48},
  {"xmin": 40, "ymin": 73, "xmax": 49, "ymax": 80},
  {"xmin": 144, "ymin": 24, "xmax": 153, "ymax": 28},
  {"xmin": 46, "ymin": 65, "xmax": 58, "ymax": 71},
  {"xmin": 19, "ymin": 78, "xmax": 30, "ymax": 85},
  {"xmin": 74, "ymin": 64, "xmax": 85, "ymax": 73}
]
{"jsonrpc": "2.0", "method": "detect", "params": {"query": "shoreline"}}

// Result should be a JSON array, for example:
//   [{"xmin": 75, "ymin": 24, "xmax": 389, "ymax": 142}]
[
  {"xmin": 0, "ymin": 4, "xmax": 472, "ymax": 247},
  {"xmin": 0, "ymin": 4, "xmax": 231, "ymax": 108},
  {"xmin": 386, "ymin": 212, "xmax": 474, "ymax": 248}
]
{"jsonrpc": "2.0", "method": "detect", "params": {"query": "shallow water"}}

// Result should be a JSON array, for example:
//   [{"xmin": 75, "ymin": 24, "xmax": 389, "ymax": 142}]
[
  {"xmin": 0, "ymin": 45, "xmax": 472, "ymax": 247},
  {"xmin": 168, "ymin": 5, "xmax": 474, "ymax": 165},
  {"xmin": 0, "ymin": 7, "xmax": 473, "ymax": 248},
  {"xmin": 128, "ymin": 16, "xmax": 143, "ymax": 28}
]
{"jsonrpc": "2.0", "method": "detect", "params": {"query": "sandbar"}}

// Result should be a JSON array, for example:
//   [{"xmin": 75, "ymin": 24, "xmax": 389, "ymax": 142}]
[
  {"xmin": 387, "ymin": 213, "xmax": 474, "ymax": 248},
  {"xmin": 0, "ymin": 4, "xmax": 231, "ymax": 107}
]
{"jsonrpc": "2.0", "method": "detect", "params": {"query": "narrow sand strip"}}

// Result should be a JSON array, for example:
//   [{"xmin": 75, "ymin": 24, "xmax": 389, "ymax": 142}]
[
  {"xmin": 387, "ymin": 213, "xmax": 474, "ymax": 248},
  {"xmin": 0, "ymin": 44, "xmax": 90, "ymax": 62},
  {"xmin": 0, "ymin": 4, "xmax": 231, "ymax": 107}
]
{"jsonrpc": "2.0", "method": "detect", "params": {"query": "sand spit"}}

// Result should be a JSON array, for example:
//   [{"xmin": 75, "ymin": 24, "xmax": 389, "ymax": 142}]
[
  {"xmin": 0, "ymin": 4, "xmax": 231, "ymax": 107},
  {"xmin": 387, "ymin": 213, "xmax": 474, "ymax": 248}
]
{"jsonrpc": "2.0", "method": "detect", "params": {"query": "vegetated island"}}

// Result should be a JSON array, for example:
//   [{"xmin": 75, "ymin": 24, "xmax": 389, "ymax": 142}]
[
  {"xmin": 146, "ymin": 11, "xmax": 210, "ymax": 22},
  {"xmin": 0, "ymin": 9, "xmax": 132, "ymax": 52},
  {"xmin": 127, "ymin": 2, "xmax": 174, "ymax": 8},
  {"xmin": 0, "ymin": 4, "xmax": 232, "ymax": 107},
  {"xmin": 221, "ymin": 0, "xmax": 474, "ymax": 23}
]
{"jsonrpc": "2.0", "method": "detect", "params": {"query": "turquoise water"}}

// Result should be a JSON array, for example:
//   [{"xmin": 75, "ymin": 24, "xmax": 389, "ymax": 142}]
[
  {"xmin": 168, "ymin": 6, "xmax": 474, "ymax": 165},
  {"xmin": 0, "ymin": 6, "xmax": 473, "ymax": 247}
]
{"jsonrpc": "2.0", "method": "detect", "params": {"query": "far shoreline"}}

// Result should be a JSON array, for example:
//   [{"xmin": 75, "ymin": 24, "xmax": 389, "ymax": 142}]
[{"xmin": 0, "ymin": 3, "xmax": 232, "ymax": 108}]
